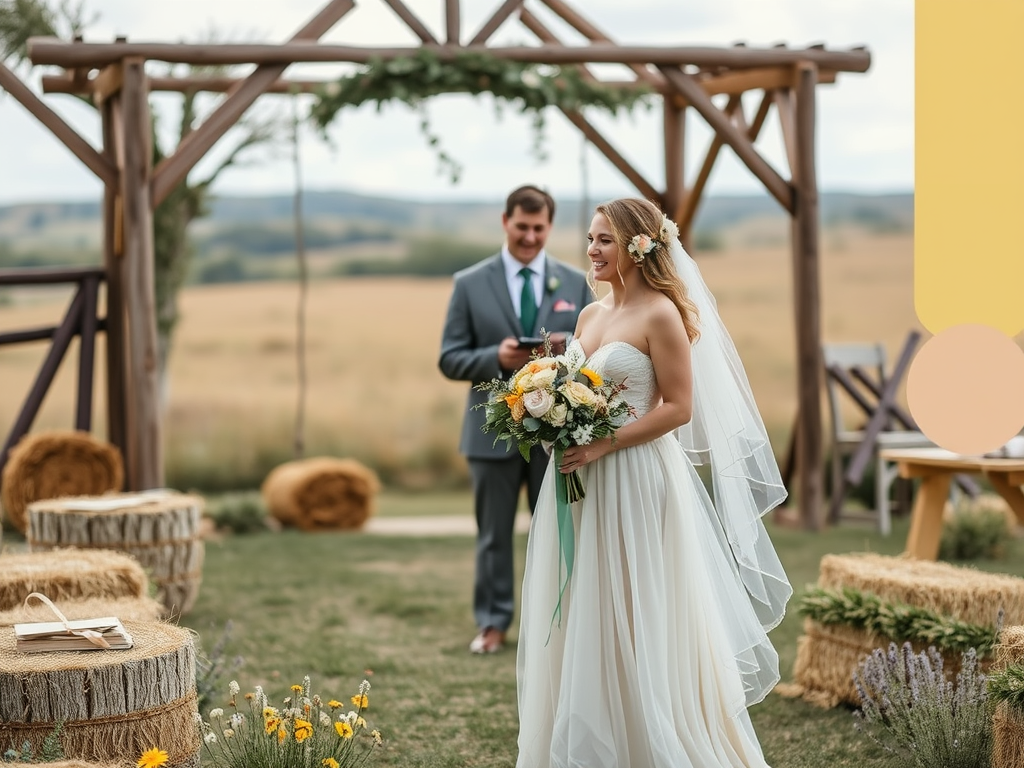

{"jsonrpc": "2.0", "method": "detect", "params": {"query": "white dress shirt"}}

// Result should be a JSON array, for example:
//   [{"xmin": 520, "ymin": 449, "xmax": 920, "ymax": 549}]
[{"xmin": 500, "ymin": 245, "xmax": 547, "ymax": 322}]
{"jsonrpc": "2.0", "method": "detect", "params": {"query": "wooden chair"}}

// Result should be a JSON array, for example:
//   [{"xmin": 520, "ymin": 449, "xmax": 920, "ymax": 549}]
[{"xmin": 822, "ymin": 340, "xmax": 935, "ymax": 534}]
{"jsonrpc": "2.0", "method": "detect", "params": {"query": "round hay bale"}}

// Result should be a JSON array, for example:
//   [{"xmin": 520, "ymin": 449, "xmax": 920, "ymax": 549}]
[
  {"xmin": 0, "ymin": 620, "xmax": 199, "ymax": 768},
  {"xmin": 261, "ymin": 456, "xmax": 381, "ymax": 531},
  {"xmin": 27, "ymin": 491, "xmax": 205, "ymax": 617},
  {"xmin": 0, "ymin": 595, "xmax": 164, "ymax": 627},
  {"xmin": 0, "ymin": 549, "xmax": 148, "ymax": 612},
  {"xmin": 818, "ymin": 552, "xmax": 1024, "ymax": 627},
  {"xmin": 995, "ymin": 625, "xmax": 1024, "ymax": 670},
  {"xmin": 1, "ymin": 431, "xmax": 124, "ymax": 533}
]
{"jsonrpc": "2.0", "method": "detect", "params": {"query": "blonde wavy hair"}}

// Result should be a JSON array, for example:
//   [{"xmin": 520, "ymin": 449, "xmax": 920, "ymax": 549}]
[{"xmin": 594, "ymin": 198, "xmax": 701, "ymax": 343}]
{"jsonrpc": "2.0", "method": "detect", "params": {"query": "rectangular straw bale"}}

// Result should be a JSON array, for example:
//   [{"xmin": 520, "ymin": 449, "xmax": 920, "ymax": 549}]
[
  {"xmin": 995, "ymin": 626, "xmax": 1024, "ymax": 670},
  {"xmin": 818, "ymin": 552, "xmax": 1024, "ymax": 626},
  {"xmin": 0, "ymin": 550, "xmax": 147, "ymax": 611},
  {"xmin": 792, "ymin": 618, "xmax": 886, "ymax": 707},
  {"xmin": 993, "ymin": 702, "xmax": 1024, "ymax": 768},
  {"xmin": 0, "ymin": 596, "xmax": 164, "ymax": 627}
]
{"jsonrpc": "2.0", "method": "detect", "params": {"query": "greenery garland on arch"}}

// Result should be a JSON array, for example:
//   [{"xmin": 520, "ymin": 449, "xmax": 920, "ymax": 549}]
[{"xmin": 308, "ymin": 48, "xmax": 653, "ymax": 183}]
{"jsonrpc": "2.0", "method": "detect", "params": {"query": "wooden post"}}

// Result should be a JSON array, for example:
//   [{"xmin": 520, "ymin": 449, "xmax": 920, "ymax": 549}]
[
  {"xmin": 74, "ymin": 274, "xmax": 99, "ymax": 431},
  {"xmin": 445, "ymin": 0, "xmax": 460, "ymax": 45},
  {"xmin": 791, "ymin": 61, "xmax": 824, "ymax": 529},
  {"xmin": 100, "ymin": 95, "xmax": 128, "ymax": 464},
  {"xmin": 662, "ymin": 100, "xmax": 685, "ymax": 225},
  {"xmin": 119, "ymin": 56, "xmax": 162, "ymax": 490}
]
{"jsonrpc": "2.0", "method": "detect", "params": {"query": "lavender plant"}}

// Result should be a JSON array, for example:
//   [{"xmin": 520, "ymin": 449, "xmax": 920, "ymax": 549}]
[{"xmin": 853, "ymin": 642, "xmax": 992, "ymax": 768}]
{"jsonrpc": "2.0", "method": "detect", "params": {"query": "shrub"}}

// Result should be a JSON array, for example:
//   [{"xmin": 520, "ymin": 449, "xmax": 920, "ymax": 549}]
[
  {"xmin": 853, "ymin": 642, "xmax": 992, "ymax": 768},
  {"xmin": 940, "ymin": 494, "xmax": 1013, "ymax": 561},
  {"xmin": 205, "ymin": 492, "xmax": 271, "ymax": 534}
]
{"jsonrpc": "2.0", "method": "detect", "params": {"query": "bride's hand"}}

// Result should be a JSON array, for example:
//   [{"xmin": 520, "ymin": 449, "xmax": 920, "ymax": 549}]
[{"xmin": 559, "ymin": 437, "xmax": 614, "ymax": 473}]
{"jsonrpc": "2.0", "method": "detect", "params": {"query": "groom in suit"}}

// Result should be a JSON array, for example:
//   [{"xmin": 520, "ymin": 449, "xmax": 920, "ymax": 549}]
[{"xmin": 439, "ymin": 185, "xmax": 592, "ymax": 654}]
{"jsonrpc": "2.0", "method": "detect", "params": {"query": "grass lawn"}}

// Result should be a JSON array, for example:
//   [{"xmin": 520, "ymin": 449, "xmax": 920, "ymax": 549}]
[{"xmin": 180, "ymin": 501, "xmax": 1024, "ymax": 768}]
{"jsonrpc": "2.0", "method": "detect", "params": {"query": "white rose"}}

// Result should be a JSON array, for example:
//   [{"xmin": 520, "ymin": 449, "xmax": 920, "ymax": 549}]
[
  {"xmin": 544, "ymin": 402, "xmax": 568, "ymax": 427},
  {"xmin": 561, "ymin": 380, "xmax": 597, "ymax": 408},
  {"xmin": 529, "ymin": 366, "xmax": 557, "ymax": 390},
  {"xmin": 523, "ymin": 389, "xmax": 554, "ymax": 418}
]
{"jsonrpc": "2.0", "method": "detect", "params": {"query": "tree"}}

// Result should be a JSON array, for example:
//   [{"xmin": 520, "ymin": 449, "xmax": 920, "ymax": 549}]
[{"xmin": 1, "ymin": 0, "xmax": 281, "ymax": 398}]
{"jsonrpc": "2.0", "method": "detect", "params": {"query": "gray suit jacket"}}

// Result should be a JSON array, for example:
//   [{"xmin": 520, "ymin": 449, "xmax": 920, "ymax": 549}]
[{"xmin": 439, "ymin": 254, "xmax": 592, "ymax": 459}]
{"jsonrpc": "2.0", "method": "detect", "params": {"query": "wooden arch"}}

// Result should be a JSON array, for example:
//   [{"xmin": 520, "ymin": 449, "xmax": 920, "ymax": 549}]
[{"xmin": 0, "ymin": 0, "xmax": 871, "ymax": 529}]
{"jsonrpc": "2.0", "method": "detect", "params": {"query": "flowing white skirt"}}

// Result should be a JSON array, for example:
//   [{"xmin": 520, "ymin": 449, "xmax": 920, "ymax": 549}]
[{"xmin": 515, "ymin": 435, "xmax": 777, "ymax": 768}]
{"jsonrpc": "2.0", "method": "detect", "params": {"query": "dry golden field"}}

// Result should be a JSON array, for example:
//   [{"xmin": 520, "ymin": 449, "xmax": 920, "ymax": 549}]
[{"xmin": 0, "ymin": 229, "xmax": 920, "ymax": 490}]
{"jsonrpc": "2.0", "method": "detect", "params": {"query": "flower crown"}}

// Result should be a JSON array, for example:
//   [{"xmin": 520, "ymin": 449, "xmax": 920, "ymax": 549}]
[{"xmin": 626, "ymin": 214, "xmax": 680, "ymax": 265}]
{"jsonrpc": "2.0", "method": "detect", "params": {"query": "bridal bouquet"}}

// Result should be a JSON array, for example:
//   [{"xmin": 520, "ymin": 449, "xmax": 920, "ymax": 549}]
[{"xmin": 476, "ymin": 337, "xmax": 633, "ymax": 502}]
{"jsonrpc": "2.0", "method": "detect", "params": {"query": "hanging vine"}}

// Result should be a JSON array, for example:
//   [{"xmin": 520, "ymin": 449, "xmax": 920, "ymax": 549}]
[{"xmin": 309, "ymin": 48, "xmax": 652, "ymax": 183}]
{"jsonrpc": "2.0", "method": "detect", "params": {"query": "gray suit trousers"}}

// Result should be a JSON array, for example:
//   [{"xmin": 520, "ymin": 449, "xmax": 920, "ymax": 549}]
[{"xmin": 469, "ymin": 446, "xmax": 549, "ymax": 632}]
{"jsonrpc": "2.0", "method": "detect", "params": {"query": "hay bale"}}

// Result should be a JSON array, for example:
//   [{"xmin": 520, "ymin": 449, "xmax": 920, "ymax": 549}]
[
  {"xmin": 994, "ymin": 704, "xmax": 1024, "ymax": 768},
  {"xmin": 793, "ymin": 553, "xmax": 1024, "ymax": 709},
  {"xmin": 1, "ymin": 431, "xmax": 124, "ymax": 533},
  {"xmin": 819, "ymin": 552, "xmax": 1024, "ymax": 627},
  {"xmin": 0, "ymin": 595, "xmax": 164, "ymax": 627},
  {"xmin": 262, "ymin": 456, "xmax": 381, "ymax": 531},
  {"xmin": 27, "ymin": 491, "xmax": 205, "ymax": 616},
  {"xmin": 0, "ymin": 620, "xmax": 199, "ymax": 768},
  {"xmin": 0, "ymin": 549, "xmax": 148, "ymax": 612}
]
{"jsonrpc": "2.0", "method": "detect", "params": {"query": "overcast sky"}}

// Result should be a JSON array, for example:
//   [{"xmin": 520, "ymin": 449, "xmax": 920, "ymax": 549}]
[{"xmin": 0, "ymin": 0, "xmax": 912, "ymax": 205}]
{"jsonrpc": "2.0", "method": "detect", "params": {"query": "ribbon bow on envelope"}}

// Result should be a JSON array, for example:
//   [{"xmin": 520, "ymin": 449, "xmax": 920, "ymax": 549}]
[{"xmin": 21, "ymin": 592, "xmax": 113, "ymax": 649}]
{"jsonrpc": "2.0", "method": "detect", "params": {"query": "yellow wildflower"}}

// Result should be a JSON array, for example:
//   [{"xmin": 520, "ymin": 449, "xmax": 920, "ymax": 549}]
[
  {"xmin": 351, "ymin": 694, "xmax": 369, "ymax": 709},
  {"xmin": 262, "ymin": 706, "xmax": 278, "ymax": 720},
  {"xmin": 355, "ymin": 716, "xmax": 367, "ymax": 730},
  {"xmin": 335, "ymin": 721, "xmax": 353, "ymax": 739},
  {"xmin": 244, "ymin": 692, "xmax": 255, "ymax": 700},
  {"xmin": 371, "ymin": 729, "xmax": 383, "ymax": 746},
  {"xmin": 323, "ymin": 759, "xmax": 340, "ymax": 768},
  {"xmin": 294, "ymin": 719, "xmax": 313, "ymax": 742},
  {"xmin": 291, "ymin": 684, "xmax": 304, "ymax": 693},
  {"xmin": 136, "ymin": 748, "xmax": 168, "ymax": 768},
  {"xmin": 580, "ymin": 368, "xmax": 603, "ymax": 387},
  {"xmin": 277, "ymin": 726, "xmax": 287, "ymax": 744},
  {"xmin": 264, "ymin": 717, "xmax": 281, "ymax": 735},
  {"xmin": 328, "ymin": 699, "xmax": 342, "ymax": 709}
]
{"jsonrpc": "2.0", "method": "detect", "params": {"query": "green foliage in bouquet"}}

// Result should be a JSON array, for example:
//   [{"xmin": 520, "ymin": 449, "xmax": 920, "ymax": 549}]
[
  {"xmin": 475, "ymin": 336, "xmax": 633, "ymax": 462},
  {"xmin": 197, "ymin": 676, "xmax": 383, "ymax": 768}
]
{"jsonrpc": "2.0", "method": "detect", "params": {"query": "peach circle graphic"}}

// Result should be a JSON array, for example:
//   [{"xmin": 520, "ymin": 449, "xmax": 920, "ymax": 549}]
[{"xmin": 907, "ymin": 324, "xmax": 1024, "ymax": 455}]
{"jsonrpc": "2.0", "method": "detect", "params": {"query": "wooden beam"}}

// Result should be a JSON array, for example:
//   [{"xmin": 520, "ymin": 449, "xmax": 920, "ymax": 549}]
[
  {"xmin": 43, "ymin": 67, "xmax": 837, "ymax": 101},
  {"xmin": 659, "ymin": 65, "xmax": 793, "ymax": 214},
  {"xmin": 468, "ymin": 0, "xmax": 524, "ymax": 45},
  {"xmin": 90, "ymin": 62, "xmax": 124, "ymax": 105},
  {"xmin": 663, "ymin": 101, "xmax": 685, "ymax": 220},
  {"xmin": 677, "ymin": 94, "xmax": 743, "ymax": 234},
  {"xmin": 381, "ymin": 0, "xmax": 438, "ymax": 44},
  {"xmin": 773, "ymin": 85, "xmax": 798, "ymax": 178},
  {"xmin": 519, "ymin": 8, "xmax": 597, "ymax": 81},
  {"xmin": 0, "ymin": 60, "xmax": 118, "ymax": 188},
  {"xmin": 700, "ymin": 66, "xmax": 836, "ymax": 97},
  {"xmin": 561, "ymin": 108, "xmax": 661, "ymax": 204},
  {"xmin": 537, "ymin": 0, "xmax": 664, "ymax": 88},
  {"xmin": 119, "ymin": 57, "xmax": 162, "ymax": 490},
  {"xmin": 791, "ymin": 60, "xmax": 824, "ymax": 529},
  {"xmin": 151, "ymin": 0, "xmax": 355, "ymax": 207},
  {"xmin": 26, "ymin": 39, "xmax": 874, "ymax": 71},
  {"xmin": 445, "ymin": 0, "xmax": 460, "ymax": 45},
  {"xmin": 100, "ymin": 98, "xmax": 128, "ymax": 464}
]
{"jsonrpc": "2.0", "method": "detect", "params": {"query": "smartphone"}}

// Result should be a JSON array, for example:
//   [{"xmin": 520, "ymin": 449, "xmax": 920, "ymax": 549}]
[{"xmin": 517, "ymin": 336, "xmax": 545, "ymax": 348}]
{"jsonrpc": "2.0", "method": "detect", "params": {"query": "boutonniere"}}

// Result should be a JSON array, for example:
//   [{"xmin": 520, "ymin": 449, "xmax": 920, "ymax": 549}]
[{"xmin": 546, "ymin": 275, "xmax": 560, "ymax": 293}]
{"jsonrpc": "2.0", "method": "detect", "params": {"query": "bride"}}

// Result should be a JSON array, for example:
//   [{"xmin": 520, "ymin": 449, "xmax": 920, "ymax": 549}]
[{"xmin": 515, "ymin": 198, "xmax": 792, "ymax": 767}]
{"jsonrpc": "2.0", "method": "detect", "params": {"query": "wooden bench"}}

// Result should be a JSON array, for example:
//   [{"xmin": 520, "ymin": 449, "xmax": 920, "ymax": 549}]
[{"xmin": 880, "ymin": 447, "xmax": 1024, "ymax": 559}]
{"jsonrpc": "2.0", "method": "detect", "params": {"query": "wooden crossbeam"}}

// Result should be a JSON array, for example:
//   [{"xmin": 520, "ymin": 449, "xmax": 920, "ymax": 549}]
[
  {"xmin": 445, "ymin": 0, "xmax": 460, "ymax": 45},
  {"xmin": 0, "ymin": 61, "xmax": 118, "ymax": 188},
  {"xmin": 537, "ymin": 0, "xmax": 663, "ymax": 89},
  {"xmin": 381, "ymin": 0, "xmax": 438, "ymax": 44},
  {"xmin": 150, "ymin": 0, "xmax": 355, "ymax": 207},
  {"xmin": 26, "ymin": 39, "xmax": 874, "ymax": 71},
  {"xmin": 773, "ymin": 86, "xmax": 798, "ymax": 177},
  {"xmin": 468, "ymin": 0, "xmax": 524, "ymax": 45},
  {"xmin": 561, "ymin": 109, "xmax": 660, "ymax": 204},
  {"xmin": 518, "ymin": 8, "xmax": 597, "ymax": 80}
]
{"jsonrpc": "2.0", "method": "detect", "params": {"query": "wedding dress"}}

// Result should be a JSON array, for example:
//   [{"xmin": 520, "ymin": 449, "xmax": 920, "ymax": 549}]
[{"xmin": 516, "ymin": 339, "xmax": 784, "ymax": 768}]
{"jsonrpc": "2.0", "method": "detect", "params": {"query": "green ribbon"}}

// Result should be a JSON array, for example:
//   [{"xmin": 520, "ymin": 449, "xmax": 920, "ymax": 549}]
[{"xmin": 547, "ymin": 449, "xmax": 576, "ymax": 643}]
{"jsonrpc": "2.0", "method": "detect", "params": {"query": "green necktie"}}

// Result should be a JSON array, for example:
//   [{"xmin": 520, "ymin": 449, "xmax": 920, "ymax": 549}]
[{"xmin": 518, "ymin": 267, "xmax": 537, "ymax": 335}]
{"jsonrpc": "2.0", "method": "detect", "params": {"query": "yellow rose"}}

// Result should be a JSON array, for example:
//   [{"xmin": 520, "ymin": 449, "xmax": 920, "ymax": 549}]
[
  {"xmin": 562, "ymin": 380, "xmax": 597, "ymax": 408},
  {"xmin": 528, "ymin": 366, "xmax": 557, "ymax": 390}
]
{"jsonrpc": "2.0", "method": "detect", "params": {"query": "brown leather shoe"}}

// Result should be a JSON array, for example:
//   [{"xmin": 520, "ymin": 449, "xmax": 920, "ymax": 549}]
[{"xmin": 469, "ymin": 627, "xmax": 506, "ymax": 654}]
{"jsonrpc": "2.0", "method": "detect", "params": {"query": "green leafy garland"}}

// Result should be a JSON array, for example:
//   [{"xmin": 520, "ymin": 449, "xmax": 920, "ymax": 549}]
[
  {"xmin": 308, "ymin": 48, "xmax": 652, "ymax": 183},
  {"xmin": 989, "ymin": 665, "xmax": 1024, "ymax": 712},
  {"xmin": 798, "ymin": 586, "xmax": 1000, "ymax": 657}
]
